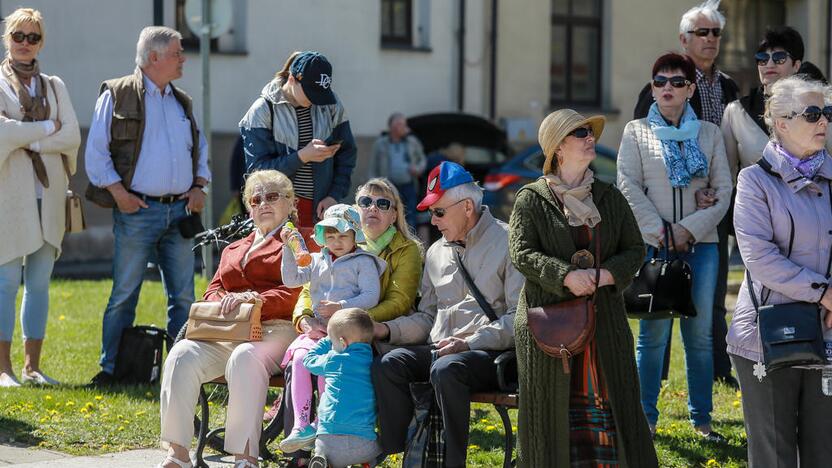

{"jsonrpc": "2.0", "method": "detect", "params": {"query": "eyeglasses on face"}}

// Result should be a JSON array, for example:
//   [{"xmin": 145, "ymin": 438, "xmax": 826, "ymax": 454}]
[
  {"xmin": 785, "ymin": 105, "xmax": 832, "ymax": 124},
  {"xmin": 249, "ymin": 192, "xmax": 288, "ymax": 206},
  {"xmin": 357, "ymin": 196, "xmax": 393, "ymax": 211},
  {"xmin": 10, "ymin": 31, "xmax": 41, "ymax": 45},
  {"xmin": 652, "ymin": 75, "xmax": 691, "ymax": 89},
  {"xmin": 755, "ymin": 51, "xmax": 791, "ymax": 66},
  {"xmin": 429, "ymin": 199, "xmax": 467, "ymax": 218},
  {"xmin": 687, "ymin": 27, "xmax": 722, "ymax": 37},
  {"xmin": 568, "ymin": 127, "xmax": 594, "ymax": 139}
]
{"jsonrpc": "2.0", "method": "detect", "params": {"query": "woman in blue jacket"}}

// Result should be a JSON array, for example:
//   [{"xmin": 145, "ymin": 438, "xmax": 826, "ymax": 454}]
[{"xmin": 239, "ymin": 51, "xmax": 356, "ymax": 226}]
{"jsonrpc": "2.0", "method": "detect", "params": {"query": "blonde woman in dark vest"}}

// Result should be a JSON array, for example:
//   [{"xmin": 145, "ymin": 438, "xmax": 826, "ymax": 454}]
[
  {"xmin": 84, "ymin": 26, "xmax": 211, "ymax": 386},
  {"xmin": 0, "ymin": 8, "xmax": 80, "ymax": 387}
]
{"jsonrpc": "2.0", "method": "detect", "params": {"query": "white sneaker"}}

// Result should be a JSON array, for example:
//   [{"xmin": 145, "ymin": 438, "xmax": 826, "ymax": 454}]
[
  {"xmin": 0, "ymin": 372, "xmax": 21, "ymax": 387},
  {"xmin": 21, "ymin": 370, "xmax": 60, "ymax": 385}
]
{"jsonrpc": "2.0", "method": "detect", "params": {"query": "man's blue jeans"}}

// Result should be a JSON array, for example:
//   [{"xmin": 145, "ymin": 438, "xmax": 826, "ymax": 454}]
[
  {"xmin": 99, "ymin": 200, "xmax": 195, "ymax": 374},
  {"xmin": 636, "ymin": 242, "xmax": 718, "ymax": 428}
]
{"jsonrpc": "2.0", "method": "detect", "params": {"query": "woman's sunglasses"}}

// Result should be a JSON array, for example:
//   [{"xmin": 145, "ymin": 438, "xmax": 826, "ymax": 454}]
[
  {"xmin": 652, "ymin": 75, "xmax": 691, "ymax": 89},
  {"xmin": 568, "ymin": 127, "xmax": 594, "ymax": 139},
  {"xmin": 785, "ymin": 105, "xmax": 832, "ymax": 124},
  {"xmin": 357, "ymin": 196, "xmax": 393, "ymax": 211},
  {"xmin": 10, "ymin": 32, "xmax": 42, "ymax": 45},
  {"xmin": 249, "ymin": 192, "xmax": 287, "ymax": 206},
  {"xmin": 755, "ymin": 51, "xmax": 791, "ymax": 66},
  {"xmin": 687, "ymin": 27, "xmax": 722, "ymax": 37}
]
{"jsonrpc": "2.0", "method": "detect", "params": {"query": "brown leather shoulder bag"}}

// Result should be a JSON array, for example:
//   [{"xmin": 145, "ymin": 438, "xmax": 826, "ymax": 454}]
[{"xmin": 526, "ymin": 227, "xmax": 600, "ymax": 374}]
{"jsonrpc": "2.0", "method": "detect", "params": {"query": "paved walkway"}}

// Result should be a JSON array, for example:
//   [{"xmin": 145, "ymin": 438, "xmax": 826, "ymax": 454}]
[{"xmin": 0, "ymin": 445, "xmax": 234, "ymax": 466}]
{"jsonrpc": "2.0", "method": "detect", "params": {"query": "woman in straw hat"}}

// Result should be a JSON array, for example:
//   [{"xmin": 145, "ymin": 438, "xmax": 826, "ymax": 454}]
[
  {"xmin": 509, "ymin": 109, "xmax": 657, "ymax": 467},
  {"xmin": 617, "ymin": 52, "xmax": 732, "ymax": 442}
]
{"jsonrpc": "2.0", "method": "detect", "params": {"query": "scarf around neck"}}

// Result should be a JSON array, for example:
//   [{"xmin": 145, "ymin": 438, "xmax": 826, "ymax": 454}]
[
  {"xmin": 542, "ymin": 170, "xmax": 601, "ymax": 228},
  {"xmin": 648, "ymin": 102, "xmax": 709, "ymax": 188},
  {"xmin": 363, "ymin": 225, "xmax": 396, "ymax": 255},
  {"xmin": 774, "ymin": 142, "xmax": 828, "ymax": 180}
]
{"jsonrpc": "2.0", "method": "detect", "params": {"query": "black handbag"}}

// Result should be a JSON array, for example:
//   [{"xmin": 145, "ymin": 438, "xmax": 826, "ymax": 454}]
[
  {"xmin": 625, "ymin": 220, "xmax": 695, "ymax": 319},
  {"xmin": 112, "ymin": 326, "xmax": 167, "ymax": 384}
]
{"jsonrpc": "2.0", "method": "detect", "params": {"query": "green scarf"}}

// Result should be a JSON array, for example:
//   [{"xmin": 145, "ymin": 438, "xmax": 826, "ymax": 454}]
[{"xmin": 363, "ymin": 226, "xmax": 397, "ymax": 255}]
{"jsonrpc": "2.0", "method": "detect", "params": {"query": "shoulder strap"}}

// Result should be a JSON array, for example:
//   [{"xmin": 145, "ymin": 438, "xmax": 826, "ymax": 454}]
[
  {"xmin": 45, "ymin": 77, "xmax": 72, "ymax": 180},
  {"xmin": 454, "ymin": 249, "xmax": 499, "ymax": 322}
]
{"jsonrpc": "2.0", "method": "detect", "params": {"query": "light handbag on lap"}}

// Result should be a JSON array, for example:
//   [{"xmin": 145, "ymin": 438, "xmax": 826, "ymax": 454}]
[{"xmin": 185, "ymin": 299, "xmax": 263, "ymax": 342}]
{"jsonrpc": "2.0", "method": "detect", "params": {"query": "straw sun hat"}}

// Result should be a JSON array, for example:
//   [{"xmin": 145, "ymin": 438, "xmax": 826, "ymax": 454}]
[{"xmin": 538, "ymin": 109, "xmax": 605, "ymax": 175}]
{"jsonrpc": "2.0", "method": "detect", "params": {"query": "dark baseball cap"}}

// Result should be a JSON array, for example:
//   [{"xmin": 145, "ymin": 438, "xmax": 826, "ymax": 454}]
[{"xmin": 290, "ymin": 51, "xmax": 336, "ymax": 106}]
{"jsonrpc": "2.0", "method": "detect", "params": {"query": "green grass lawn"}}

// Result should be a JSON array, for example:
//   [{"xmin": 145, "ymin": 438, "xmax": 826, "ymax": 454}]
[{"xmin": 0, "ymin": 278, "xmax": 748, "ymax": 467}]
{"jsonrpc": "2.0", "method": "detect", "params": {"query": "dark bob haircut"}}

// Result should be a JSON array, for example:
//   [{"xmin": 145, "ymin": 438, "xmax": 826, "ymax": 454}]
[
  {"xmin": 757, "ymin": 26, "xmax": 804, "ymax": 62},
  {"xmin": 652, "ymin": 52, "xmax": 696, "ymax": 83}
]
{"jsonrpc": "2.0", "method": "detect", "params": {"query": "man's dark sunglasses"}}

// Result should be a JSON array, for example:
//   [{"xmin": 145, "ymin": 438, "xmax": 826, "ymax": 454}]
[
  {"xmin": 11, "ymin": 31, "xmax": 42, "ymax": 45},
  {"xmin": 652, "ymin": 75, "xmax": 691, "ymax": 89},
  {"xmin": 357, "ymin": 196, "xmax": 393, "ymax": 211},
  {"xmin": 568, "ymin": 127, "xmax": 594, "ymax": 139},
  {"xmin": 687, "ymin": 27, "xmax": 722, "ymax": 37},
  {"xmin": 429, "ymin": 199, "xmax": 466, "ymax": 218},
  {"xmin": 755, "ymin": 51, "xmax": 791, "ymax": 66},
  {"xmin": 786, "ymin": 105, "xmax": 832, "ymax": 124}
]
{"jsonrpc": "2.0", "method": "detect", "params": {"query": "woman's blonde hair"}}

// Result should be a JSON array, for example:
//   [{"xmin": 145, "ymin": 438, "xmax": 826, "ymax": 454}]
[
  {"xmin": 764, "ymin": 75, "xmax": 832, "ymax": 142},
  {"xmin": 242, "ymin": 170, "xmax": 298, "ymax": 223},
  {"xmin": 274, "ymin": 51, "xmax": 303, "ymax": 83},
  {"xmin": 2, "ymin": 8, "xmax": 44, "ymax": 53},
  {"xmin": 355, "ymin": 178, "xmax": 423, "ymax": 253}
]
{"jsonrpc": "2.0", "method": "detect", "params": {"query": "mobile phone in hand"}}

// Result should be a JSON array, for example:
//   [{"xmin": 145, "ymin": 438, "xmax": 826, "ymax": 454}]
[{"xmin": 328, "ymin": 138, "xmax": 344, "ymax": 146}]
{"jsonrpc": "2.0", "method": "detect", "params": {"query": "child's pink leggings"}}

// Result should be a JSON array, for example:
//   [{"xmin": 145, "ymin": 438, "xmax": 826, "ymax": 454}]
[{"xmin": 289, "ymin": 348, "xmax": 326, "ymax": 429}]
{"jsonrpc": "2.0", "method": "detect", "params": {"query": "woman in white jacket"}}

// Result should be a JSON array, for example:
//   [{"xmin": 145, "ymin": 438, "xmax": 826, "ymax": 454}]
[{"xmin": 0, "ymin": 8, "xmax": 81, "ymax": 387}]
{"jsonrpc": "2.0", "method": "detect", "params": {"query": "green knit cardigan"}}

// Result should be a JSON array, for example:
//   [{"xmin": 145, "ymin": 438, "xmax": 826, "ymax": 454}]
[{"xmin": 508, "ymin": 178, "xmax": 658, "ymax": 468}]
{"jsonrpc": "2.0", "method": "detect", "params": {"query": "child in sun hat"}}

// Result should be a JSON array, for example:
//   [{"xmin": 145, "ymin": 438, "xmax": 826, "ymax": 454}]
[{"xmin": 278, "ymin": 204, "xmax": 386, "ymax": 453}]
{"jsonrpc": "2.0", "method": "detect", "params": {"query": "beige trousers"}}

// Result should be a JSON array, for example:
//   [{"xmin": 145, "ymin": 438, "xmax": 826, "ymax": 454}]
[{"xmin": 160, "ymin": 320, "xmax": 297, "ymax": 457}]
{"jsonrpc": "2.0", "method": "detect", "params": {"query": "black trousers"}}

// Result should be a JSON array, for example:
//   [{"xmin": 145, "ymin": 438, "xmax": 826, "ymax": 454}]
[{"xmin": 371, "ymin": 345, "xmax": 501, "ymax": 468}]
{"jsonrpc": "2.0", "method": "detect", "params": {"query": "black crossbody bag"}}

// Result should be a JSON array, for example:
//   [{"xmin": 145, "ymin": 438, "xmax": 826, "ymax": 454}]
[{"xmin": 750, "ymin": 158, "xmax": 831, "ymax": 374}]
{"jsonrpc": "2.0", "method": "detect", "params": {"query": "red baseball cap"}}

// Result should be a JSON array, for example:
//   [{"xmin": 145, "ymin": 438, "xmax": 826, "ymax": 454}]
[{"xmin": 416, "ymin": 162, "xmax": 475, "ymax": 211}]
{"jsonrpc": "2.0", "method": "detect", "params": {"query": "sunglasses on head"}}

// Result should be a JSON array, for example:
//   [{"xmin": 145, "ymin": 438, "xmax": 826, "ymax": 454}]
[
  {"xmin": 785, "ymin": 105, "xmax": 832, "ymax": 124},
  {"xmin": 357, "ymin": 196, "xmax": 393, "ymax": 211},
  {"xmin": 755, "ymin": 51, "xmax": 791, "ymax": 66},
  {"xmin": 429, "ymin": 199, "xmax": 466, "ymax": 218},
  {"xmin": 652, "ymin": 75, "xmax": 691, "ymax": 89},
  {"xmin": 10, "ymin": 31, "xmax": 41, "ymax": 45},
  {"xmin": 568, "ymin": 127, "xmax": 594, "ymax": 139},
  {"xmin": 249, "ymin": 192, "xmax": 287, "ymax": 206},
  {"xmin": 687, "ymin": 27, "xmax": 722, "ymax": 37}
]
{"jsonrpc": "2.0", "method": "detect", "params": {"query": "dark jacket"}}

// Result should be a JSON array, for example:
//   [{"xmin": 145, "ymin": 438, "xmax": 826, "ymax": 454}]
[
  {"xmin": 509, "ymin": 179, "xmax": 657, "ymax": 468},
  {"xmin": 633, "ymin": 71, "xmax": 739, "ymax": 121}
]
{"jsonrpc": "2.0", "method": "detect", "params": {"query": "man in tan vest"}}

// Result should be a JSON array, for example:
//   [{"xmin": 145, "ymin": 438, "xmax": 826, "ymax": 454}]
[{"xmin": 84, "ymin": 26, "xmax": 210, "ymax": 385}]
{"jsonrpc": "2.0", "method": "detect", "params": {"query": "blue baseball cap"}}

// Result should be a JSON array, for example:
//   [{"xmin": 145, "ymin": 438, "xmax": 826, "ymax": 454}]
[
  {"xmin": 314, "ymin": 204, "xmax": 365, "ymax": 246},
  {"xmin": 290, "ymin": 51, "xmax": 336, "ymax": 106},
  {"xmin": 417, "ymin": 161, "xmax": 475, "ymax": 211}
]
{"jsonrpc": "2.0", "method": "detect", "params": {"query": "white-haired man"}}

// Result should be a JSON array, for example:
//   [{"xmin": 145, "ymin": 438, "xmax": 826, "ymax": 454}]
[
  {"xmin": 633, "ymin": 0, "xmax": 740, "ymax": 390},
  {"xmin": 85, "ymin": 26, "xmax": 210, "ymax": 385},
  {"xmin": 371, "ymin": 161, "xmax": 524, "ymax": 468}
]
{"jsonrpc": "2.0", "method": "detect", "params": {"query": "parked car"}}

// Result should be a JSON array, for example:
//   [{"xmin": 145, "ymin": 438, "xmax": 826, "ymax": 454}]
[{"xmin": 482, "ymin": 143, "xmax": 618, "ymax": 221}]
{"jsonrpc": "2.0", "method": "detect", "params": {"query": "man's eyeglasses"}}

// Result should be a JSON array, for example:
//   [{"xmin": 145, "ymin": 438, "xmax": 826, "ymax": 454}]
[
  {"xmin": 687, "ymin": 28, "xmax": 722, "ymax": 37},
  {"xmin": 357, "ymin": 196, "xmax": 393, "ymax": 211},
  {"xmin": 784, "ymin": 105, "xmax": 832, "ymax": 124},
  {"xmin": 652, "ymin": 75, "xmax": 691, "ymax": 89},
  {"xmin": 568, "ymin": 127, "xmax": 594, "ymax": 139},
  {"xmin": 249, "ymin": 192, "xmax": 288, "ymax": 206},
  {"xmin": 10, "ymin": 31, "xmax": 42, "ymax": 45},
  {"xmin": 429, "ymin": 199, "xmax": 467, "ymax": 218},
  {"xmin": 755, "ymin": 51, "xmax": 791, "ymax": 66}
]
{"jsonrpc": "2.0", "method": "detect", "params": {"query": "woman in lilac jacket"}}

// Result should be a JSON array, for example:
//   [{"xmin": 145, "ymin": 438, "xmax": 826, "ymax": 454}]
[{"xmin": 729, "ymin": 75, "xmax": 832, "ymax": 467}]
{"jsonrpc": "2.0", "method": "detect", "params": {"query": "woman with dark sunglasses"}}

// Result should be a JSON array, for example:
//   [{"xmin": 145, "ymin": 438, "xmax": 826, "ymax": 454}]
[
  {"xmin": 729, "ymin": 75, "xmax": 832, "ymax": 467},
  {"xmin": 617, "ymin": 52, "xmax": 732, "ymax": 442},
  {"xmin": 0, "ymin": 8, "xmax": 81, "ymax": 387}
]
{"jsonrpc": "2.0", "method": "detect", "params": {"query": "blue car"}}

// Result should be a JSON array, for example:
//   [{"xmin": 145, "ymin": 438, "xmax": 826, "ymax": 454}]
[{"xmin": 482, "ymin": 143, "xmax": 618, "ymax": 221}]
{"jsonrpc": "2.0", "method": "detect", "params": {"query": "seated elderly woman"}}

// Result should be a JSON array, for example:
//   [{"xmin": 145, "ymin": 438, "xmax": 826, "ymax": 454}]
[
  {"xmin": 158, "ymin": 170, "xmax": 309, "ymax": 468},
  {"xmin": 729, "ymin": 75, "xmax": 832, "ymax": 467}
]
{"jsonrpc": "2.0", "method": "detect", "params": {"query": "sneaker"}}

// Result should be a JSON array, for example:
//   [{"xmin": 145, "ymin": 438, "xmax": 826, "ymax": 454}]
[
  {"xmin": 88, "ymin": 370, "xmax": 116, "ymax": 387},
  {"xmin": 696, "ymin": 427, "xmax": 727, "ymax": 443},
  {"xmin": 0, "ymin": 372, "xmax": 21, "ymax": 388},
  {"xmin": 307, "ymin": 455, "xmax": 329, "ymax": 468},
  {"xmin": 279, "ymin": 426, "xmax": 317, "ymax": 453},
  {"xmin": 263, "ymin": 395, "xmax": 282, "ymax": 422},
  {"xmin": 22, "ymin": 370, "xmax": 60, "ymax": 386}
]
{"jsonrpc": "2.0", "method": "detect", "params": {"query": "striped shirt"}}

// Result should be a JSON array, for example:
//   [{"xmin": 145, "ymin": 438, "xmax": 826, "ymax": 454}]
[{"xmin": 293, "ymin": 106, "xmax": 315, "ymax": 198}]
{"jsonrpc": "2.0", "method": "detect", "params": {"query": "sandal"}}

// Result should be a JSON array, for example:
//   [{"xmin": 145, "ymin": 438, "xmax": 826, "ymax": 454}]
[
  {"xmin": 233, "ymin": 459, "xmax": 259, "ymax": 468},
  {"xmin": 156, "ymin": 456, "xmax": 193, "ymax": 468}
]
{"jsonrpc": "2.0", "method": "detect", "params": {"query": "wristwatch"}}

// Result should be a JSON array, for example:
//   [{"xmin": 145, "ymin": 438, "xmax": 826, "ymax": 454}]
[{"xmin": 191, "ymin": 183, "xmax": 209, "ymax": 194}]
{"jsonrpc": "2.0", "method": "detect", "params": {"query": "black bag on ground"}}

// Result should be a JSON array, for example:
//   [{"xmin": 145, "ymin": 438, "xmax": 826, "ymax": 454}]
[
  {"xmin": 113, "ymin": 326, "xmax": 167, "ymax": 384},
  {"xmin": 402, "ymin": 382, "xmax": 445, "ymax": 468},
  {"xmin": 624, "ymin": 220, "xmax": 695, "ymax": 319}
]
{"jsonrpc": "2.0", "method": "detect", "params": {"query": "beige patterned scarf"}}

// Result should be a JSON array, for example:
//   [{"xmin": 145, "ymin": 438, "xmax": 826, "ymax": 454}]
[{"xmin": 542, "ymin": 169, "xmax": 601, "ymax": 227}]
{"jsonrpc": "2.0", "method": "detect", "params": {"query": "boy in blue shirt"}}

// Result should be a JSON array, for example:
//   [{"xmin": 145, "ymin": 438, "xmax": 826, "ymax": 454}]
[{"xmin": 304, "ymin": 308, "xmax": 381, "ymax": 468}]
